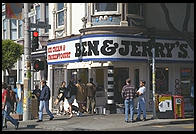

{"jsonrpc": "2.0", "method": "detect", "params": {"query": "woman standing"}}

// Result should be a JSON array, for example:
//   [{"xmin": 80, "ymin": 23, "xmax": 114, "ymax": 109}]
[{"xmin": 136, "ymin": 80, "xmax": 147, "ymax": 121}]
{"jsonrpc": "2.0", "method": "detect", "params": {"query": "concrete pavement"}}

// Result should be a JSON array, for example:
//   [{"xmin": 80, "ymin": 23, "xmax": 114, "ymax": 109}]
[{"xmin": 2, "ymin": 112, "xmax": 194, "ymax": 131}]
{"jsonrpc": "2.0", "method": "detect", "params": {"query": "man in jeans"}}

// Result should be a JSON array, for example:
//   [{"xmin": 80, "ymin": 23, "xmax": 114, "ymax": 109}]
[
  {"xmin": 121, "ymin": 78, "xmax": 136, "ymax": 123},
  {"xmin": 37, "ymin": 80, "xmax": 54, "ymax": 122}
]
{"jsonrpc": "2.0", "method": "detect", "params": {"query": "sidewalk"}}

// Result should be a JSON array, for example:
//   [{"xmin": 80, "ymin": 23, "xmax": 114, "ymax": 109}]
[{"xmin": 4, "ymin": 112, "xmax": 194, "ymax": 131}]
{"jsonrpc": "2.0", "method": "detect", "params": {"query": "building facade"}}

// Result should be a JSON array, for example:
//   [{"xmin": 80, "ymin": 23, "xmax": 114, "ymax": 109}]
[{"xmin": 47, "ymin": 3, "xmax": 194, "ymax": 112}]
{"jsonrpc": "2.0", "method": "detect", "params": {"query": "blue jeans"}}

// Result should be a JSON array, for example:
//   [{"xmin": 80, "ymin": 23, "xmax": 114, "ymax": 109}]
[
  {"xmin": 124, "ymin": 98, "xmax": 134, "ymax": 121},
  {"xmin": 137, "ymin": 97, "xmax": 146, "ymax": 119},
  {"xmin": 38, "ymin": 100, "xmax": 54, "ymax": 120},
  {"xmin": 2, "ymin": 109, "xmax": 18, "ymax": 127}
]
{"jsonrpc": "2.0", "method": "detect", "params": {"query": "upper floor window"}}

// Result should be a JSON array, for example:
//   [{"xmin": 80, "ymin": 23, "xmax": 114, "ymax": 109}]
[
  {"xmin": 127, "ymin": 3, "xmax": 143, "ymax": 16},
  {"xmin": 18, "ymin": 20, "xmax": 23, "ymax": 38},
  {"xmin": 3, "ymin": 19, "xmax": 7, "ymax": 39},
  {"xmin": 94, "ymin": 3, "xmax": 119, "ymax": 15},
  {"xmin": 10, "ymin": 19, "xmax": 17, "ymax": 40},
  {"xmin": 45, "ymin": 3, "xmax": 49, "ymax": 33},
  {"xmin": 57, "ymin": 3, "xmax": 64, "ymax": 27}
]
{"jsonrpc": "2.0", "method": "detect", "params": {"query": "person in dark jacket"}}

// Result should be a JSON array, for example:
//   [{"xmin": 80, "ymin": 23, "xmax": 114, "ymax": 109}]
[{"xmin": 37, "ymin": 80, "xmax": 54, "ymax": 122}]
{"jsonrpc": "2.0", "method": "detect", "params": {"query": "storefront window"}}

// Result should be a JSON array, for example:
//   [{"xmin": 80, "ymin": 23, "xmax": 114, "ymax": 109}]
[
  {"xmin": 114, "ymin": 68, "xmax": 129, "ymax": 104},
  {"xmin": 180, "ymin": 68, "xmax": 192, "ymax": 97},
  {"xmin": 96, "ymin": 69, "xmax": 104, "ymax": 91},
  {"xmin": 150, "ymin": 67, "xmax": 169, "ymax": 94}
]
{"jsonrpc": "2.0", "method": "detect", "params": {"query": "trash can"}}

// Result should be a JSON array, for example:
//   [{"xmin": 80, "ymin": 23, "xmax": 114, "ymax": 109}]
[
  {"xmin": 157, "ymin": 94, "xmax": 173, "ymax": 119},
  {"xmin": 31, "ymin": 95, "xmax": 38, "ymax": 119},
  {"xmin": 172, "ymin": 95, "xmax": 184, "ymax": 119}
]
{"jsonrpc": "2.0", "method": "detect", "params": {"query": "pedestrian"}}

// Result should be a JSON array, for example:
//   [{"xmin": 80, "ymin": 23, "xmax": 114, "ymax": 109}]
[
  {"xmin": 136, "ymin": 80, "xmax": 147, "ymax": 121},
  {"xmin": 2, "ymin": 82, "xmax": 19, "ymax": 129},
  {"xmin": 121, "ymin": 78, "xmax": 136, "ymax": 123},
  {"xmin": 76, "ymin": 79, "xmax": 87, "ymax": 117},
  {"xmin": 32, "ymin": 84, "xmax": 41, "ymax": 112},
  {"xmin": 16, "ymin": 84, "xmax": 23, "ymax": 115},
  {"xmin": 37, "ymin": 80, "xmax": 54, "ymax": 122},
  {"xmin": 86, "ymin": 78, "xmax": 96, "ymax": 114},
  {"xmin": 7, "ymin": 85, "xmax": 17, "ymax": 114},
  {"xmin": 56, "ymin": 81, "xmax": 66, "ymax": 115},
  {"xmin": 66, "ymin": 79, "xmax": 77, "ymax": 118}
]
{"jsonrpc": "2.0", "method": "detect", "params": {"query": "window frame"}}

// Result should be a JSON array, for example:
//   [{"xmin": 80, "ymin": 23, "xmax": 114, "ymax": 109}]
[
  {"xmin": 127, "ymin": 3, "xmax": 143, "ymax": 18},
  {"xmin": 94, "ymin": 3, "xmax": 120, "ymax": 15},
  {"xmin": 56, "ymin": 3, "xmax": 65, "ymax": 28},
  {"xmin": 10, "ymin": 19, "xmax": 17, "ymax": 40},
  {"xmin": 3, "ymin": 19, "xmax": 7, "ymax": 39},
  {"xmin": 18, "ymin": 20, "xmax": 23, "ymax": 38}
]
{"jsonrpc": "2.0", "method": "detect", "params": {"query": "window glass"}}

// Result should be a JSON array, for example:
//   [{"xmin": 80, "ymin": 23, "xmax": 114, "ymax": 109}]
[
  {"xmin": 128, "ymin": 3, "xmax": 141, "ymax": 15},
  {"xmin": 18, "ymin": 20, "xmax": 23, "ymax": 38},
  {"xmin": 3, "ymin": 19, "xmax": 7, "ymax": 39},
  {"xmin": 57, "ymin": 3, "xmax": 64, "ymax": 27},
  {"xmin": 36, "ymin": 5, "xmax": 40, "ymax": 21},
  {"xmin": 57, "ymin": 3, "xmax": 64, "ymax": 10},
  {"xmin": 95, "ymin": 3, "xmax": 117, "ymax": 12},
  {"xmin": 10, "ymin": 19, "xmax": 17, "ymax": 40},
  {"xmin": 45, "ymin": 3, "xmax": 49, "ymax": 33}
]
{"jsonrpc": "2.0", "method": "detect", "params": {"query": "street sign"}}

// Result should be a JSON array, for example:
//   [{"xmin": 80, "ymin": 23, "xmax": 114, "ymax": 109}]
[{"xmin": 30, "ymin": 21, "xmax": 51, "ymax": 29}]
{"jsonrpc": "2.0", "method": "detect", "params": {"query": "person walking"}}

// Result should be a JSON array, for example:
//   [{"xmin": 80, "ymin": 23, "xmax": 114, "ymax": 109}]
[
  {"xmin": 16, "ymin": 84, "xmax": 23, "ymax": 115},
  {"xmin": 7, "ymin": 85, "xmax": 17, "ymax": 114},
  {"xmin": 76, "ymin": 79, "xmax": 87, "ymax": 117},
  {"xmin": 56, "ymin": 81, "xmax": 67, "ymax": 115},
  {"xmin": 136, "ymin": 80, "xmax": 147, "ymax": 121},
  {"xmin": 121, "ymin": 78, "xmax": 136, "ymax": 123},
  {"xmin": 37, "ymin": 80, "xmax": 54, "ymax": 122},
  {"xmin": 2, "ymin": 82, "xmax": 19, "ymax": 129},
  {"xmin": 86, "ymin": 78, "xmax": 96, "ymax": 115},
  {"xmin": 66, "ymin": 79, "xmax": 77, "ymax": 118}
]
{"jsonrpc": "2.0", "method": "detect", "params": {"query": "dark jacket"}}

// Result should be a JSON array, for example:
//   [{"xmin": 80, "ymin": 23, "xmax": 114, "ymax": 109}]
[
  {"xmin": 58, "ymin": 87, "xmax": 66, "ymax": 101},
  {"xmin": 40, "ymin": 85, "xmax": 50, "ymax": 101}
]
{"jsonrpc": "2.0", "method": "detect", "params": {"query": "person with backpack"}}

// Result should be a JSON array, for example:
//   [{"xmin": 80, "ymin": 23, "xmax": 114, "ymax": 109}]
[
  {"xmin": 2, "ymin": 82, "xmax": 19, "ymax": 129},
  {"xmin": 66, "ymin": 79, "xmax": 77, "ymax": 118}
]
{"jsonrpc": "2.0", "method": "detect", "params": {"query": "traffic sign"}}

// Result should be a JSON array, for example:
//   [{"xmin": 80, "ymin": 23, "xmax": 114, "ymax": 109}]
[{"xmin": 30, "ymin": 21, "xmax": 51, "ymax": 29}]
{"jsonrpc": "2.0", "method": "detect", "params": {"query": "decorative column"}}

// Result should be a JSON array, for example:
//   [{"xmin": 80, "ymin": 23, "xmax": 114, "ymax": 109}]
[{"xmin": 106, "ymin": 61, "xmax": 116, "ymax": 114}]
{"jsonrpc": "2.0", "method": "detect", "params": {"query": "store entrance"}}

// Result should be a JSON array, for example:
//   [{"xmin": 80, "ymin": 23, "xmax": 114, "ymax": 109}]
[{"xmin": 114, "ymin": 68, "xmax": 129, "ymax": 104}]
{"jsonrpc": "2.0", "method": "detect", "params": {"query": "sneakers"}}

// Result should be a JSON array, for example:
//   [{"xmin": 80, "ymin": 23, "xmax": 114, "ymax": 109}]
[
  {"xmin": 15, "ymin": 122, "xmax": 19, "ymax": 129},
  {"xmin": 125, "ymin": 120, "xmax": 129, "ymax": 123},
  {"xmin": 136, "ymin": 117, "xmax": 142, "ymax": 121},
  {"xmin": 49, "ymin": 117, "xmax": 54, "ymax": 120},
  {"xmin": 142, "ymin": 118, "xmax": 147, "ymax": 121},
  {"xmin": 36, "ymin": 120, "xmax": 43, "ymax": 122}
]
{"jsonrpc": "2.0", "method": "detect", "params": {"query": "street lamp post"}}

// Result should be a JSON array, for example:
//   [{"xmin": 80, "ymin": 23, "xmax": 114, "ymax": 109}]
[{"xmin": 150, "ymin": 37, "xmax": 157, "ymax": 119}]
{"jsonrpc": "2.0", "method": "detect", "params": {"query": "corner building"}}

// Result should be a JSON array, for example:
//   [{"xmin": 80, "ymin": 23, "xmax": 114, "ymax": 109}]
[{"xmin": 47, "ymin": 3, "xmax": 194, "ymax": 113}]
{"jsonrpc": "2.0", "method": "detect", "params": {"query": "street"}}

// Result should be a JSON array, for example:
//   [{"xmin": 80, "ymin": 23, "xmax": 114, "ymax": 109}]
[{"xmin": 2, "ymin": 113, "xmax": 194, "ymax": 131}]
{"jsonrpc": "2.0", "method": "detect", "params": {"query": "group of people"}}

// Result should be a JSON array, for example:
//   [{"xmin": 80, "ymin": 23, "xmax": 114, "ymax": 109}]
[
  {"xmin": 121, "ymin": 78, "xmax": 146, "ymax": 123},
  {"xmin": 55, "ymin": 78, "xmax": 96, "ymax": 118}
]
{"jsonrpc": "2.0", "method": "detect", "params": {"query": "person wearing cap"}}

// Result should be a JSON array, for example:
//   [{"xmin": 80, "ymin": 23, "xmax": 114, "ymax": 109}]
[{"xmin": 37, "ymin": 80, "xmax": 54, "ymax": 122}]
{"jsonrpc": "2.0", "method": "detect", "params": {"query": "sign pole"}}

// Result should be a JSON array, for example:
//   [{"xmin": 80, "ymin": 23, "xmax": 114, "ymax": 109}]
[{"xmin": 23, "ymin": 3, "xmax": 31, "ymax": 121}]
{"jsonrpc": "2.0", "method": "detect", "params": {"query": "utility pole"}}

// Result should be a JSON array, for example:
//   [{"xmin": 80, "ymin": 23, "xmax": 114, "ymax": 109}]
[
  {"xmin": 151, "ymin": 37, "xmax": 157, "ymax": 119},
  {"xmin": 23, "ymin": 3, "xmax": 31, "ymax": 121}
]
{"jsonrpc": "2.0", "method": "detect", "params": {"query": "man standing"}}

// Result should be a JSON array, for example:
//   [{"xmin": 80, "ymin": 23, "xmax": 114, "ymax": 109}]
[
  {"xmin": 136, "ymin": 80, "xmax": 147, "ymax": 121},
  {"xmin": 121, "ymin": 78, "xmax": 135, "ymax": 123},
  {"xmin": 76, "ymin": 79, "xmax": 87, "ymax": 117},
  {"xmin": 86, "ymin": 78, "xmax": 96, "ymax": 114},
  {"xmin": 37, "ymin": 80, "xmax": 54, "ymax": 122}
]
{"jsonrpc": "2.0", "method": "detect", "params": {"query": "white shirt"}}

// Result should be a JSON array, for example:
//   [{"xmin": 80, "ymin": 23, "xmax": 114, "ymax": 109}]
[{"xmin": 137, "ymin": 86, "xmax": 146, "ymax": 99}]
